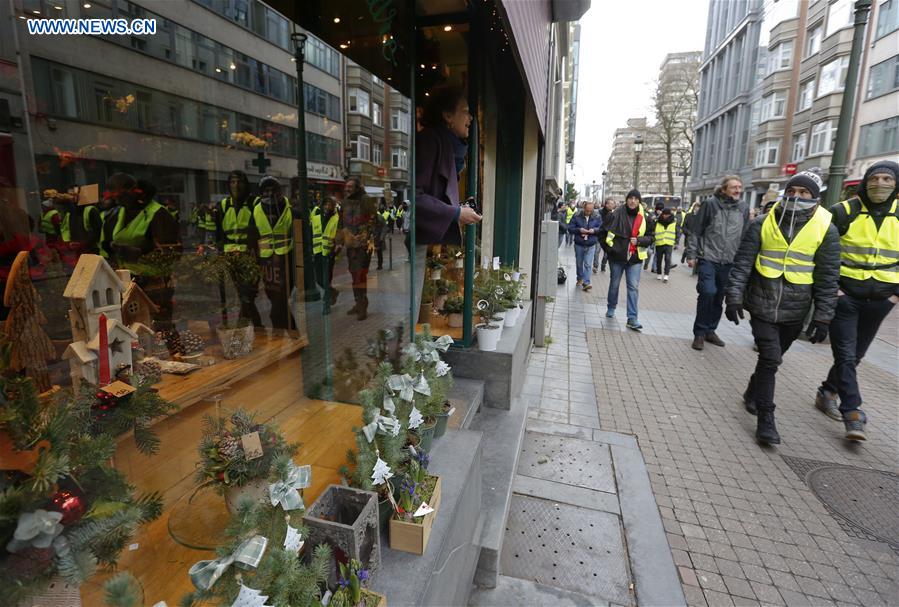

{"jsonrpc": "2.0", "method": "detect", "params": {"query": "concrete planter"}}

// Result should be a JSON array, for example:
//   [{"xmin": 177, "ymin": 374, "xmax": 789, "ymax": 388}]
[{"xmin": 304, "ymin": 484, "xmax": 381, "ymax": 575}]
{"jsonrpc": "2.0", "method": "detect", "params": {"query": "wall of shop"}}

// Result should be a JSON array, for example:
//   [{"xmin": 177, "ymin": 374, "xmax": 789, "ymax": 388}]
[{"xmin": 518, "ymin": 106, "xmax": 540, "ymax": 293}]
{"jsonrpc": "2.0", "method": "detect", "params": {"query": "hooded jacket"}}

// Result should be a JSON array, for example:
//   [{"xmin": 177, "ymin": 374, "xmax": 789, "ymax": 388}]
[
  {"xmin": 599, "ymin": 203, "xmax": 655, "ymax": 264},
  {"xmin": 827, "ymin": 160, "xmax": 899, "ymax": 300},
  {"xmin": 725, "ymin": 203, "xmax": 841, "ymax": 325},
  {"xmin": 685, "ymin": 193, "xmax": 749, "ymax": 263},
  {"xmin": 567, "ymin": 209, "xmax": 603, "ymax": 247}
]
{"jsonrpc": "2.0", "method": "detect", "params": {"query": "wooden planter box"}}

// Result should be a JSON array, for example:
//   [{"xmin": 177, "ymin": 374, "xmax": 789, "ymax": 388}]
[
  {"xmin": 363, "ymin": 589, "xmax": 387, "ymax": 607},
  {"xmin": 388, "ymin": 475, "xmax": 441, "ymax": 555}
]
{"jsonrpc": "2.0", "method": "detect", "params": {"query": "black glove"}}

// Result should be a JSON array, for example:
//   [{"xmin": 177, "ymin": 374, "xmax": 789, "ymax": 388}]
[
  {"xmin": 725, "ymin": 303, "xmax": 744, "ymax": 325},
  {"xmin": 806, "ymin": 320, "xmax": 829, "ymax": 344}
]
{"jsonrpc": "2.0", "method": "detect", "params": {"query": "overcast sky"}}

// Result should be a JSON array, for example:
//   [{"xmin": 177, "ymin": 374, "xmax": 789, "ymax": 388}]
[{"xmin": 571, "ymin": 0, "xmax": 710, "ymax": 193}]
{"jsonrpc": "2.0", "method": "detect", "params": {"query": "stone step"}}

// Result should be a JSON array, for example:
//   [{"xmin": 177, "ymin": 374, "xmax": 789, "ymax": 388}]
[{"xmin": 448, "ymin": 377, "xmax": 484, "ymax": 431}]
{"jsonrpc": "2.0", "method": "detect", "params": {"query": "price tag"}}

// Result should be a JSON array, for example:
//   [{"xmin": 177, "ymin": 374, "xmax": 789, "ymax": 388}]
[
  {"xmin": 481, "ymin": 255, "xmax": 490, "ymax": 269},
  {"xmin": 241, "ymin": 431, "xmax": 264, "ymax": 460},
  {"xmin": 414, "ymin": 501, "xmax": 435, "ymax": 517},
  {"xmin": 492, "ymin": 256, "xmax": 501, "ymax": 270},
  {"xmin": 101, "ymin": 380, "xmax": 137, "ymax": 397}
]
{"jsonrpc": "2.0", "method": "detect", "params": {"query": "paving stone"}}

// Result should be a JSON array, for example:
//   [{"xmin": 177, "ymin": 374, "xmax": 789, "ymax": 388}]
[
  {"xmin": 723, "ymin": 576, "xmax": 758, "ymax": 600},
  {"xmin": 678, "ymin": 566, "xmax": 700, "ymax": 587},
  {"xmin": 672, "ymin": 548, "xmax": 693, "ymax": 568},
  {"xmin": 696, "ymin": 570, "xmax": 727, "ymax": 593},
  {"xmin": 703, "ymin": 589, "xmax": 736, "ymax": 607},
  {"xmin": 682, "ymin": 584, "xmax": 709, "ymax": 607},
  {"xmin": 715, "ymin": 558, "xmax": 746, "ymax": 579},
  {"xmin": 749, "ymin": 581, "xmax": 786, "ymax": 606},
  {"xmin": 741, "ymin": 563, "xmax": 773, "ymax": 585}
]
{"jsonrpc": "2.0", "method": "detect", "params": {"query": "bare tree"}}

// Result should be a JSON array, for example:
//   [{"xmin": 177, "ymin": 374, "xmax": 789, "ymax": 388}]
[{"xmin": 653, "ymin": 65, "xmax": 699, "ymax": 195}]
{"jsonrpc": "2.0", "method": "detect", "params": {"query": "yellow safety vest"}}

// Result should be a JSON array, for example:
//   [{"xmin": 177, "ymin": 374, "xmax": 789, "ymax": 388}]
[
  {"xmin": 111, "ymin": 200, "xmax": 165, "ymax": 249},
  {"xmin": 654, "ymin": 221, "xmax": 676, "ymax": 247},
  {"xmin": 41, "ymin": 209, "xmax": 60, "ymax": 235},
  {"xmin": 381, "ymin": 210, "xmax": 390, "ymax": 222},
  {"xmin": 396, "ymin": 207, "xmax": 404, "ymax": 218},
  {"xmin": 311, "ymin": 211, "xmax": 339, "ymax": 256},
  {"xmin": 606, "ymin": 204, "xmax": 649, "ymax": 260},
  {"xmin": 220, "ymin": 197, "xmax": 252, "ymax": 253},
  {"xmin": 837, "ymin": 198, "xmax": 899, "ymax": 284},
  {"xmin": 198, "ymin": 210, "xmax": 216, "ymax": 232},
  {"xmin": 755, "ymin": 204, "xmax": 831, "ymax": 284},
  {"xmin": 253, "ymin": 197, "xmax": 293, "ymax": 258},
  {"xmin": 565, "ymin": 207, "xmax": 576, "ymax": 223}
]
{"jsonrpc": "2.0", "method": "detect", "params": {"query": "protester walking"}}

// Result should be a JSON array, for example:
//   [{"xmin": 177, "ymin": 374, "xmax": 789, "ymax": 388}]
[
  {"xmin": 686, "ymin": 175, "xmax": 749, "ymax": 350},
  {"xmin": 569, "ymin": 200, "xmax": 602, "ymax": 291},
  {"xmin": 724, "ymin": 172, "xmax": 839, "ymax": 445},
  {"xmin": 653, "ymin": 207, "xmax": 677, "ymax": 282},
  {"xmin": 596, "ymin": 198, "xmax": 616, "ymax": 272},
  {"xmin": 565, "ymin": 201, "xmax": 576, "ymax": 245},
  {"xmin": 681, "ymin": 202, "xmax": 699, "ymax": 265},
  {"xmin": 599, "ymin": 190, "xmax": 654, "ymax": 330},
  {"xmin": 554, "ymin": 199, "xmax": 568, "ymax": 248},
  {"xmin": 815, "ymin": 160, "xmax": 899, "ymax": 441}
]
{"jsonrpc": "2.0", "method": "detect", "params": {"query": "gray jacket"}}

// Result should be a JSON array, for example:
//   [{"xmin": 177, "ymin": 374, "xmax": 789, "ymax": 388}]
[{"xmin": 685, "ymin": 194, "xmax": 749, "ymax": 264}]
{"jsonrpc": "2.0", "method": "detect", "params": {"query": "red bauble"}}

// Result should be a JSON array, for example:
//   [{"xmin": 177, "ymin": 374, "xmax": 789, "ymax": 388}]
[{"xmin": 50, "ymin": 488, "xmax": 87, "ymax": 526}]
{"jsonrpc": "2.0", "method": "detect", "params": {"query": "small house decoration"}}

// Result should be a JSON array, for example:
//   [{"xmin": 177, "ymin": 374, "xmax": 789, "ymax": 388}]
[{"xmin": 120, "ymin": 270, "xmax": 158, "ymax": 328}]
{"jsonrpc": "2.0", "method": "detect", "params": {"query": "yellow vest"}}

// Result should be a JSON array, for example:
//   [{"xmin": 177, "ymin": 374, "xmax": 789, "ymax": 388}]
[
  {"xmin": 654, "ymin": 221, "xmax": 676, "ymax": 247},
  {"xmin": 311, "ymin": 211, "xmax": 339, "ymax": 256},
  {"xmin": 837, "ymin": 198, "xmax": 899, "ymax": 284},
  {"xmin": 253, "ymin": 197, "xmax": 293, "ymax": 258},
  {"xmin": 755, "ymin": 204, "xmax": 831, "ymax": 284},
  {"xmin": 220, "ymin": 197, "xmax": 252, "ymax": 253},
  {"xmin": 606, "ymin": 204, "xmax": 649, "ymax": 260},
  {"xmin": 565, "ymin": 207, "xmax": 576, "ymax": 222}
]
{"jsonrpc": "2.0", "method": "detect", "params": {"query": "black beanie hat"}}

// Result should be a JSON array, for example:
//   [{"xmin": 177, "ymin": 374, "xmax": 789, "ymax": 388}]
[
  {"xmin": 625, "ymin": 189, "xmax": 642, "ymax": 202},
  {"xmin": 785, "ymin": 171, "xmax": 823, "ymax": 200},
  {"xmin": 864, "ymin": 160, "xmax": 899, "ymax": 183}
]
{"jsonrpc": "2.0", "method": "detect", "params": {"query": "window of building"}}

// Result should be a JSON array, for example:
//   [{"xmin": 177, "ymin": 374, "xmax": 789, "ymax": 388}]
[
  {"xmin": 372, "ymin": 145, "xmax": 382, "ymax": 166},
  {"xmin": 304, "ymin": 83, "xmax": 341, "ymax": 122},
  {"xmin": 372, "ymin": 74, "xmax": 384, "ymax": 86},
  {"xmin": 858, "ymin": 116, "xmax": 899, "ymax": 156},
  {"xmin": 391, "ymin": 147, "xmax": 408, "ymax": 169},
  {"xmin": 798, "ymin": 79, "xmax": 816, "ymax": 110},
  {"xmin": 767, "ymin": 42, "xmax": 792, "ymax": 74},
  {"xmin": 818, "ymin": 55, "xmax": 849, "ymax": 95},
  {"xmin": 792, "ymin": 132, "xmax": 807, "ymax": 161},
  {"xmin": 306, "ymin": 132, "xmax": 342, "ymax": 165},
  {"xmin": 755, "ymin": 139, "xmax": 780, "ymax": 166},
  {"xmin": 348, "ymin": 88, "xmax": 370, "ymax": 116},
  {"xmin": 810, "ymin": 120, "xmax": 836, "ymax": 155},
  {"xmin": 826, "ymin": 0, "xmax": 853, "ymax": 37},
  {"xmin": 760, "ymin": 90, "xmax": 787, "ymax": 121},
  {"xmin": 867, "ymin": 55, "xmax": 899, "ymax": 99},
  {"xmin": 373, "ymin": 102, "xmax": 383, "ymax": 127},
  {"xmin": 805, "ymin": 24, "xmax": 823, "ymax": 57},
  {"xmin": 390, "ymin": 109, "xmax": 410, "ymax": 133},
  {"xmin": 351, "ymin": 135, "xmax": 370, "ymax": 161},
  {"xmin": 305, "ymin": 36, "xmax": 340, "ymax": 77},
  {"xmin": 877, "ymin": 0, "xmax": 899, "ymax": 38}
]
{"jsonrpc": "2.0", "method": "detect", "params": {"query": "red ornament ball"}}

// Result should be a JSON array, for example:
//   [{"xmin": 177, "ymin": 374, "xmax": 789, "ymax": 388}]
[{"xmin": 50, "ymin": 489, "xmax": 87, "ymax": 526}]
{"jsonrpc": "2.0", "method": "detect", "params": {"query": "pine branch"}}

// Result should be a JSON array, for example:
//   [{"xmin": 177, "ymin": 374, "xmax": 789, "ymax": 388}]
[{"xmin": 104, "ymin": 573, "xmax": 142, "ymax": 607}]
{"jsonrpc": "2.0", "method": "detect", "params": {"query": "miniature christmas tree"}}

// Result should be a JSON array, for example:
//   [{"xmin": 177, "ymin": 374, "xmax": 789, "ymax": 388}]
[{"xmin": 2, "ymin": 251, "xmax": 55, "ymax": 392}]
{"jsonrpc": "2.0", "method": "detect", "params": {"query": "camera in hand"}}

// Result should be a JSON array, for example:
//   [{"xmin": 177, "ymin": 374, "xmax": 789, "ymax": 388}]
[{"xmin": 465, "ymin": 197, "xmax": 481, "ymax": 215}]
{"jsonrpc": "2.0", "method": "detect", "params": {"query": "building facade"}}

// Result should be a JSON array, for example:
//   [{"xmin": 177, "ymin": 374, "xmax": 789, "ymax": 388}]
[{"xmin": 655, "ymin": 51, "xmax": 702, "ymax": 200}]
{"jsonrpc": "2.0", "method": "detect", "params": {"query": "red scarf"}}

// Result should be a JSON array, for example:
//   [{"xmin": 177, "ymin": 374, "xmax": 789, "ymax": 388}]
[{"xmin": 628, "ymin": 211, "xmax": 643, "ymax": 257}]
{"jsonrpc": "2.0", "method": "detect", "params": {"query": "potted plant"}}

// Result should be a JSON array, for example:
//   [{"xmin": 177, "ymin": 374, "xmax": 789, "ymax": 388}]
[
  {"xmin": 426, "ymin": 257, "xmax": 444, "ymax": 281},
  {"xmin": 389, "ymin": 450, "xmax": 441, "ymax": 555},
  {"xmin": 419, "ymin": 280, "xmax": 437, "ymax": 325},
  {"xmin": 440, "ymin": 296, "xmax": 464, "ymax": 328},
  {"xmin": 330, "ymin": 559, "xmax": 387, "ymax": 607},
  {"xmin": 197, "ymin": 250, "xmax": 261, "ymax": 359},
  {"xmin": 474, "ymin": 273, "xmax": 503, "ymax": 352},
  {"xmin": 433, "ymin": 279, "xmax": 457, "ymax": 314},
  {"xmin": 196, "ymin": 409, "xmax": 297, "ymax": 513}
]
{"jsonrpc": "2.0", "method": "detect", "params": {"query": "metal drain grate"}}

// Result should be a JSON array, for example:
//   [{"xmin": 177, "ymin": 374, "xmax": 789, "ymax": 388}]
[
  {"xmin": 517, "ymin": 432, "xmax": 616, "ymax": 494},
  {"xmin": 807, "ymin": 466, "xmax": 899, "ymax": 548},
  {"xmin": 782, "ymin": 455, "xmax": 899, "ymax": 552},
  {"xmin": 501, "ymin": 494, "xmax": 633, "ymax": 606}
]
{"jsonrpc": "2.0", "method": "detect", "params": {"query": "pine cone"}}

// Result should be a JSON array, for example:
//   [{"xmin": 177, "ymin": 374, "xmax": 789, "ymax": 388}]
[
  {"xmin": 179, "ymin": 330, "xmax": 205, "ymax": 355},
  {"xmin": 135, "ymin": 360, "xmax": 162, "ymax": 382},
  {"xmin": 219, "ymin": 435, "xmax": 242, "ymax": 459}
]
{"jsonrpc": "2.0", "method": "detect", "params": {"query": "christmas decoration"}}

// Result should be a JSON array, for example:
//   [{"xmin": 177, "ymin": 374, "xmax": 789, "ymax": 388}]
[
  {"xmin": 370, "ymin": 456, "xmax": 393, "ymax": 487},
  {"xmin": 133, "ymin": 359, "xmax": 162, "ymax": 383},
  {"xmin": 49, "ymin": 488, "xmax": 87, "ymax": 526},
  {"xmin": 179, "ymin": 330, "xmax": 205, "ymax": 356},
  {"xmin": 407, "ymin": 406, "xmax": 424, "ymax": 430},
  {"xmin": 2, "ymin": 251, "xmax": 55, "ymax": 392}
]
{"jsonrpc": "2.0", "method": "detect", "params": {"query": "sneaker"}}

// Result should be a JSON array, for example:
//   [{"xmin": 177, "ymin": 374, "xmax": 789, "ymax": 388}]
[
  {"xmin": 843, "ymin": 411, "xmax": 867, "ymax": 441},
  {"xmin": 657, "ymin": 274, "xmax": 663, "ymax": 280},
  {"xmin": 663, "ymin": 275, "xmax": 669, "ymax": 283},
  {"xmin": 605, "ymin": 309, "xmax": 615, "ymax": 318},
  {"xmin": 815, "ymin": 389, "xmax": 842, "ymax": 421},
  {"xmin": 626, "ymin": 319, "xmax": 643, "ymax": 331},
  {"xmin": 576, "ymin": 279, "xmax": 582, "ymax": 286},
  {"xmin": 583, "ymin": 283, "xmax": 592, "ymax": 291},
  {"xmin": 756, "ymin": 410, "xmax": 781, "ymax": 445},
  {"xmin": 691, "ymin": 335, "xmax": 705, "ymax": 350},
  {"xmin": 705, "ymin": 332, "xmax": 726, "ymax": 347}
]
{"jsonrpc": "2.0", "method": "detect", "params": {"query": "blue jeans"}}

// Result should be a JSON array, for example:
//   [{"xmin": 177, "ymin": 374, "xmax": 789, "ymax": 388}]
[
  {"xmin": 574, "ymin": 244, "xmax": 596, "ymax": 285},
  {"xmin": 607, "ymin": 261, "xmax": 641, "ymax": 321},
  {"xmin": 693, "ymin": 259, "xmax": 732, "ymax": 336}
]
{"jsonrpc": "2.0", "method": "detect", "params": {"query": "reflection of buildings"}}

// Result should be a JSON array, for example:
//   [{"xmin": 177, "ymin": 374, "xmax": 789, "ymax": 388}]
[
  {"xmin": 692, "ymin": 0, "xmax": 899, "ymax": 206},
  {"xmin": 3, "ymin": 0, "xmax": 344, "ymax": 214}
]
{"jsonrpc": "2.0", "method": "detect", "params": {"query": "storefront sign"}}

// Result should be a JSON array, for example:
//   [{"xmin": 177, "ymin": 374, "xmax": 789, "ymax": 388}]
[
  {"xmin": 783, "ymin": 163, "xmax": 798, "ymax": 175},
  {"xmin": 307, "ymin": 162, "xmax": 342, "ymax": 181}
]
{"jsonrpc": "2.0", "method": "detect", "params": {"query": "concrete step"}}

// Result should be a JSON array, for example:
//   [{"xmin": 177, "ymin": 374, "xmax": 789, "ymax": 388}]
[
  {"xmin": 448, "ymin": 377, "xmax": 484, "ymax": 431},
  {"xmin": 469, "ymin": 393, "xmax": 529, "ymax": 588}
]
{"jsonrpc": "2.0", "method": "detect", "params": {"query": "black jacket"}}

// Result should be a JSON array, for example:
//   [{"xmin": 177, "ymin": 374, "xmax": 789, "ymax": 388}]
[
  {"xmin": 599, "ymin": 204, "xmax": 655, "ymax": 265},
  {"xmin": 725, "ymin": 205, "xmax": 841, "ymax": 325},
  {"xmin": 828, "ymin": 196, "xmax": 899, "ymax": 301}
]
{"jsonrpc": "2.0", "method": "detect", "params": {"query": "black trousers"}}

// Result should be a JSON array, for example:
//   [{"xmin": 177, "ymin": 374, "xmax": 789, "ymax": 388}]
[
  {"xmin": 654, "ymin": 245, "xmax": 673, "ymax": 275},
  {"xmin": 745, "ymin": 318, "xmax": 804, "ymax": 413}
]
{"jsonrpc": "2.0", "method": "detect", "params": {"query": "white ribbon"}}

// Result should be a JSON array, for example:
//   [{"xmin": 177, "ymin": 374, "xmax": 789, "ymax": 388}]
[{"xmin": 362, "ymin": 414, "xmax": 401, "ymax": 443}]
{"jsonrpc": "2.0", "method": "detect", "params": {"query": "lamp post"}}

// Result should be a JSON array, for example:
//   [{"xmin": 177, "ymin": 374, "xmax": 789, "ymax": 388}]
[
  {"xmin": 601, "ymin": 170, "xmax": 608, "ymax": 201},
  {"xmin": 825, "ymin": 0, "xmax": 872, "ymax": 206},
  {"xmin": 633, "ymin": 135, "xmax": 644, "ymax": 190},
  {"xmin": 591, "ymin": 180, "xmax": 597, "ymax": 203}
]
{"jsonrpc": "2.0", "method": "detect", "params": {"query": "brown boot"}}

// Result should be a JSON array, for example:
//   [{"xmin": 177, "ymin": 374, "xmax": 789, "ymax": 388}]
[
  {"xmin": 691, "ymin": 335, "xmax": 705, "ymax": 350},
  {"xmin": 705, "ymin": 332, "xmax": 726, "ymax": 347}
]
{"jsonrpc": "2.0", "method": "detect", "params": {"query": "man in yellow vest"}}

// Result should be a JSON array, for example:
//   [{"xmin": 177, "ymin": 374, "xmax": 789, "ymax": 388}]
[
  {"xmin": 724, "ymin": 172, "xmax": 840, "ymax": 445},
  {"xmin": 815, "ymin": 161, "xmax": 899, "ymax": 441},
  {"xmin": 312, "ymin": 196, "xmax": 341, "ymax": 308},
  {"xmin": 218, "ymin": 170, "xmax": 261, "ymax": 326},
  {"xmin": 39, "ymin": 196, "xmax": 63, "ymax": 245},
  {"xmin": 196, "ymin": 201, "xmax": 217, "ymax": 245},
  {"xmin": 653, "ymin": 207, "xmax": 677, "ymax": 282},
  {"xmin": 255, "ymin": 175, "xmax": 294, "ymax": 329},
  {"xmin": 565, "ymin": 202, "xmax": 577, "ymax": 246}
]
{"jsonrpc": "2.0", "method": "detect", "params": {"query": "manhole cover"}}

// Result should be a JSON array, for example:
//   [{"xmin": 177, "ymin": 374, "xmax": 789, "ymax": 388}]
[
  {"xmin": 807, "ymin": 466, "xmax": 899, "ymax": 547},
  {"xmin": 501, "ymin": 494, "xmax": 633, "ymax": 605},
  {"xmin": 517, "ymin": 432, "xmax": 616, "ymax": 494}
]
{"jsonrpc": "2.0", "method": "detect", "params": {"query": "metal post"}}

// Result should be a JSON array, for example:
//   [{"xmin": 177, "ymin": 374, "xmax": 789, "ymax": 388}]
[
  {"xmin": 634, "ymin": 153, "xmax": 641, "ymax": 190},
  {"xmin": 825, "ymin": 0, "xmax": 872, "ymax": 206},
  {"xmin": 292, "ymin": 31, "xmax": 316, "ymax": 299}
]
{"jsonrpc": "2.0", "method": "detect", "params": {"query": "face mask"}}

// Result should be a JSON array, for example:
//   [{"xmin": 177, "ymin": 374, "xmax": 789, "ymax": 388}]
[
  {"xmin": 866, "ymin": 181, "xmax": 895, "ymax": 204},
  {"xmin": 780, "ymin": 196, "xmax": 817, "ymax": 212}
]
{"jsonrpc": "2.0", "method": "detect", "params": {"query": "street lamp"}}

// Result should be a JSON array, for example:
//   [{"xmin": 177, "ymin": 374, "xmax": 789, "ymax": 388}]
[
  {"xmin": 633, "ymin": 135, "xmax": 644, "ymax": 190},
  {"xmin": 601, "ymin": 170, "xmax": 608, "ymax": 201},
  {"xmin": 591, "ymin": 180, "xmax": 597, "ymax": 203},
  {"xmin": 825, "ymin": 0, "xmax": 872, "ymax": 205}
]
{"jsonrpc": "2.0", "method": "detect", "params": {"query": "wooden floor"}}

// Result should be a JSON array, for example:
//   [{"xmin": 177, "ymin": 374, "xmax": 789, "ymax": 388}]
[{"xmin": 82, "ymin": 351, "xmax": 362, "ymax": 604}]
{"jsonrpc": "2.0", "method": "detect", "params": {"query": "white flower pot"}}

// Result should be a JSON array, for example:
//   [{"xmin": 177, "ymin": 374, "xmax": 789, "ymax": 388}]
[
  {"xmin": 476, "ymin": 324, "xmax": 502, "ymax": 351},
  {"xmin": 224, "ymin": 477, "xmax": 271, "ymax": 514},
  {"xmin": 512, "ymin": 271, "xmax": 521, "ymax": 281},
  {"xmin": 491, "ymin": 310, "xmax": 506, "ymax": 325},
  {"xmin": 504, "ymin": 306, "xmax": 521, "ymax": 327},
  {"xmin": 430, "ymin": 268, "xmax": 442, "ymax": 280},
  {"xmin": 448, "ymin": 312, "xmax": 463, "ymax": 328}
]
